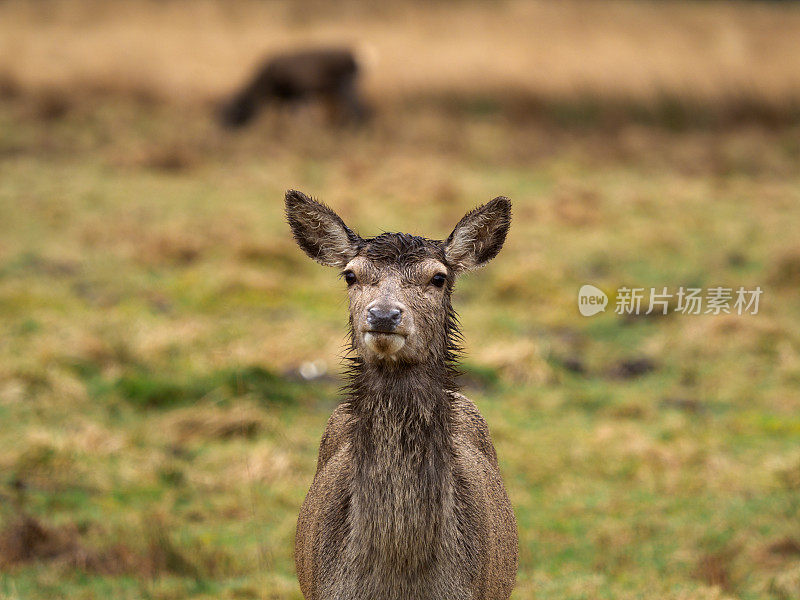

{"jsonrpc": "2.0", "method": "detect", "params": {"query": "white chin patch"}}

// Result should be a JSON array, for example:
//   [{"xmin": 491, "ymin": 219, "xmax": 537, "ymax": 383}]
[{"xmin": 363, "ymin": 332, "xmax": 405, "ymax": 357}]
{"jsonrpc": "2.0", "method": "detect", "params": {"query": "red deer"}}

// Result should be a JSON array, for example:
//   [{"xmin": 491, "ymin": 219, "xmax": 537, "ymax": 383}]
[
  {"xmin": 220, "ymin": 48, "xmax": 367, "ymax": 128},
  {"xmin": 286, "ymin": 190, "xmax": 518, "ymax": 600}
]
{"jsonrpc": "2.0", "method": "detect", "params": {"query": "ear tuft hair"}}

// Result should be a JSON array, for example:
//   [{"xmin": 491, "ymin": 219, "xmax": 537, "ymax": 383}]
[
  {"xmin": 444, "ymin": 196, "xmax": 511, "ymax": 272},
  {"xmin": 285, "ymin": 190, "xmax": 362, "ymax": 267}
]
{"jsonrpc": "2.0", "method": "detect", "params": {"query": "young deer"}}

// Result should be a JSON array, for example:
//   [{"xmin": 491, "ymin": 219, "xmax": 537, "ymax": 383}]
[{"xmin": 286, "ymin": 190, "xmax": 518, "ymax": 600}]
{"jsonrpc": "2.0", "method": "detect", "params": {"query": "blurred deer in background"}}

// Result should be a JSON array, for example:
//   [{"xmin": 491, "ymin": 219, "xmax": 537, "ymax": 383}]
[
  {"xmin": 286, "ymin": 190, "xmax": 518, "ymax": 600},
  {"xmin": 220, "ymin": 48, "xmax": 368, "ymax": 128}
]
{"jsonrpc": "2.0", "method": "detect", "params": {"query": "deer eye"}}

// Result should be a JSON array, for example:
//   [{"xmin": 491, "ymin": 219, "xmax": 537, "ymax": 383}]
[
  {"xmin": 343, "ymin": 270, "xmax": 358, "ymax": 286},
  {"xmin": 430, "ymin": 273, "xmax": 447, "ymax": 288}
]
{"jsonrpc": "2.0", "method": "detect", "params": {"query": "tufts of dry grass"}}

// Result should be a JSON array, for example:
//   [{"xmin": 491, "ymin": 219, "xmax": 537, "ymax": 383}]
[
  {"xmin": 163, "ymin": 404, "xmax": 273, "ymax": 444},
  {"xmin": 0, "ymin": 515, "xmax": 129, "ymax": 574},
  {"xmin": 0, "ymin": 512, "xmax": 243, "ymax": 581}
]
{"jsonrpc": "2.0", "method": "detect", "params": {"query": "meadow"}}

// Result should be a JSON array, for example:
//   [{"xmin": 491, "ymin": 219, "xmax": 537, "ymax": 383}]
[{"xmin": 1, "ymin": 1, "xmax": 800, "ymax": 599}]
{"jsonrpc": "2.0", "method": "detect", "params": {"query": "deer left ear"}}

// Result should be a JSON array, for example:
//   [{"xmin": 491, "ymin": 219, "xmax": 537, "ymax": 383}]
[{"xmin": 444, "ymin": 196, "xmax": 511, "ymax": 272}]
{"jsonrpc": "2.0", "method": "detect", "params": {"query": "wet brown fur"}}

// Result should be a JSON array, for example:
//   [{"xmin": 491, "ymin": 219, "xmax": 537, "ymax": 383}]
[{"xmin": 286, "ymin": 190, "xmax": 517, "ymax": 600}]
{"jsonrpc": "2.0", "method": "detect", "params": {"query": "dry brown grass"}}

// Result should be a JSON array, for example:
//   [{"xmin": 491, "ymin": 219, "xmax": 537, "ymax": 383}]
[
  {"xmin": 163, "ymin": 404, "xmax": 272, "ymax": 443},
  {"xmin": 1, "ymin": 0, "xmax": 800, "ymax": 119},
  {"xmin": 0, "ymin": 512, "xmax": 240, "ymax": 579}
]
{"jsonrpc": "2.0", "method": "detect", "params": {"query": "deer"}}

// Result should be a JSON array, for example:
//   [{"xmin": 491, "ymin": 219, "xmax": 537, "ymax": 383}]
[
  {"xmin": 220, "ymin": 47, "xmax": 368, "ymax": 129},
  {"xmin": 286, "ymin": 190, "xmax": 518, "ymax": 600}
]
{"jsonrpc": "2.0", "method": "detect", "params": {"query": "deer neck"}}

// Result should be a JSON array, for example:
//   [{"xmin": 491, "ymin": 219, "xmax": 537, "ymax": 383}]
[{"xmin": 346, "ymin": 362, "xmax": 456, "ymax": 566}]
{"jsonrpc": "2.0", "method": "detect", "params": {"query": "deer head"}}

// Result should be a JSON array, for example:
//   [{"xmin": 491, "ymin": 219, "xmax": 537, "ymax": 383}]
[{"xmin": 286, "ymin": 190, "xmax": 511, "ymax": 366}]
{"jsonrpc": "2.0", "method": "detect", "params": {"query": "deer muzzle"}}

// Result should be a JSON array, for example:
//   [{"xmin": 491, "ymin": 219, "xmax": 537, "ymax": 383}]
[{"xmin": 363, "ymin": 301, "xmax": 407, "ymax": 357}]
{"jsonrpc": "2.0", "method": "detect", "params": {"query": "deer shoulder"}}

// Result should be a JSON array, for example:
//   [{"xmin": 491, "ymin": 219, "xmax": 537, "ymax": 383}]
[
  {"xmin": 313, "ymin": 402, "xmax": 351, "ymax": 475},
  {"xmin": 449, "ymin": 391, "xmax": 500, "ymax": 468}
]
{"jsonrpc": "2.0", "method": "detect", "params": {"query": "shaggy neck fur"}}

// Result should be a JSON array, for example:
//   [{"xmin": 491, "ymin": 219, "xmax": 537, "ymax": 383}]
[{"xmin": 343, "ymin": 305, "xmax": 462, "ymax": 575}]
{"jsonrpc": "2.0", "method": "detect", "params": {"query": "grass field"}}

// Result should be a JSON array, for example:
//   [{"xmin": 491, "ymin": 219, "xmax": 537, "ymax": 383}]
[{"xmin": 1, "ymin": 2, "xmax": 800, "ymax": 599}]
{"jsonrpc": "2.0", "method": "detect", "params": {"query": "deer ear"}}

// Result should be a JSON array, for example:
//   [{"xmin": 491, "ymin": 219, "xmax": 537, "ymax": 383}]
[
  {"xmin": 285, "ymin": 190, "xmax": 362, "ymax": 268},
  {"xmin": 444, "ymin": 196, "xmax": 511, "ymax": 272}
]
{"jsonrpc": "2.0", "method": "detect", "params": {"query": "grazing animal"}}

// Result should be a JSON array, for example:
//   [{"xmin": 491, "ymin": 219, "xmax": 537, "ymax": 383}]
[
  {"xmin": 220, "ymin": 47, "xmax": 367, "ymax": 128},
  {"xmin": 287, "ymin": 190, "xmax": 518, "ymax": 600}
]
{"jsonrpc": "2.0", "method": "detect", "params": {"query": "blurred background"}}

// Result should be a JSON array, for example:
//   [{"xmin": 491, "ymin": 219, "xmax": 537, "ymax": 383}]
[{"xmin": 1, "ymin": 1, "xmax": 799, "ymax": 599}]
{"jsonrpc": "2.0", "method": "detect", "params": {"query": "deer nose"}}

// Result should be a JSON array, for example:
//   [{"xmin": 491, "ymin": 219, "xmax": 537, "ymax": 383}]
[{"xmin": 367, "ymin": 306, "xmax": 403, "ymax": 332}]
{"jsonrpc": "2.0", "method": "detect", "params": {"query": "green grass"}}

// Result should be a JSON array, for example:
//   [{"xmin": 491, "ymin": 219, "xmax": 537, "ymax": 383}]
[{"xmin": 0, "ymin": 97, "xmax": 799, "ymax": 600}]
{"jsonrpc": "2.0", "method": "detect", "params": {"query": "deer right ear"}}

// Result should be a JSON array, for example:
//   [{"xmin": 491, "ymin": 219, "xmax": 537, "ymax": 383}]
[{"xmin": 285, "ymin": 190, "xmax": 362, "ymax": 268}]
